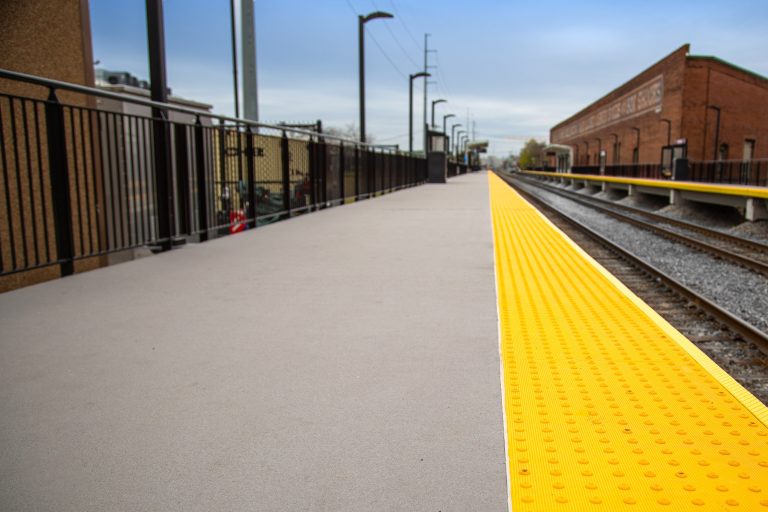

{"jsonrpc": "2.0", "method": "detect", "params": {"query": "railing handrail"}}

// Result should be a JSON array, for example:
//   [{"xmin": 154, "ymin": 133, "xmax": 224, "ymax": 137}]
[
  {"xmin": 692, "ymin": 158, "xmax": 768, "ymax": 165},
  {"xmin": 0, "ymin": 67, "xmax": 390, "ymax": 151}
]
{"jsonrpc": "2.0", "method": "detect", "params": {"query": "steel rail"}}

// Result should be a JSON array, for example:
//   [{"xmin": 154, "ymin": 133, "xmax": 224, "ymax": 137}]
[
  {"xmin": 520, "ymin": 176, "xmax": 768, "ymax": 276},
  {"xmin": 524, "ymin": 175, "xmax": 768, "ymax": 254},
  {"xmin": 497, "ymin": 172, "xmax": 768, "ymax": 355}
]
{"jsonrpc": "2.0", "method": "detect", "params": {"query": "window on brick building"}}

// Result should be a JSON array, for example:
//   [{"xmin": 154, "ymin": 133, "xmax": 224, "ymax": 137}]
[
  {"xmin": 718, "ymin": 144, "xmax": 729, "ymax": 161},
  {"xmin": 632, "ymin": 147, "xmax": 639, "ymax": 164},
  {"xmin": 743, "ymin": 139, "xmax": 755, "ymax": 161},
  {"xmin": 741, "ymin": 139, "xmax": 755, "ymax": 183},
  {"xmin": 613, "ymin": 142, "xmax": 620, "ymax": 164}
]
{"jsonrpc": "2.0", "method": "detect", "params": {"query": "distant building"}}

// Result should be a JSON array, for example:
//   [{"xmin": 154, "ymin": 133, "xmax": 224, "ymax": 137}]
[
  {"xmin": 96, "ymin": 69, "xmax": 150, "ymax": 90},
  {"xmin": 94, "ymin": 68, "xmax": 213, "ymax": 122},
  {"xmin": 548, "ymin": 44, "xmax": 768, "ymax": 175}
]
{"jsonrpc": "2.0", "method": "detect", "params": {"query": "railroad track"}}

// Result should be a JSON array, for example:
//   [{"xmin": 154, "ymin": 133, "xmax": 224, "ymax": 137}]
[
  {"xmin": 517, "ymin": 174, "xmax": 768, "ymax": 276},
  {"xmin": 495, "ymin": 172, "xmax": 768, "ymax": 402}
]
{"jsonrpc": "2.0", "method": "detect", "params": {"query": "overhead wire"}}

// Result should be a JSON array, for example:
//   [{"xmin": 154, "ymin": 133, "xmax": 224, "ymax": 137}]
[
  {"xmin": 387, "ymin": 0, "xmax": 422, "ymax": 53},
  {"xmin": 369, "ymin": 0, "xmax": 421, "ymax": 70},
  {"xmin": 344, "ymin": 0, "xmax": 407, "ymax": 79}
]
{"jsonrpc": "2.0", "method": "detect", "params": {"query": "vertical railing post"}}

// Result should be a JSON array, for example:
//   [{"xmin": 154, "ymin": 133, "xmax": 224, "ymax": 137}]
[
  {"xmin": 173, "ymin": 124, "xmax": 191, "ymax": 236},
  {"xmin": 354, "ymin": 144, "xmax": 360, "ymax": 199},
  {"xmin": 339, "ymin": 141, "xmax": 345, "ymax": 202},
  {"xmin": 146, "ymin": 0, "xmax": 174, "ymax": 250},
  {"xmin": 245, "ymin": 126, "xmax": 257, "ymax": 228},
  {"xmin": 281, "ymin": 130, "xmax": 291, "ymax": 216},
  {"xmin": 151, "ymin": 111, "xmax": 174, "ymax": 249},
  {"xmin": 193, "ymin": 116, "xmax": 209, "ymax": 241},
  {"xmin": 308, "ymin": 136, "xmax": 317, "ymax": 210},
  {"xmin": 320, "ymin": 136, "xmax": 327, "ymax": 206},
  {"xmin": 369, "ymin": 150, "xmax": 375, "ymax": 196},
  {"xmin": 44, "ymin": 89, "xmax": 75, "ymax": 276}
]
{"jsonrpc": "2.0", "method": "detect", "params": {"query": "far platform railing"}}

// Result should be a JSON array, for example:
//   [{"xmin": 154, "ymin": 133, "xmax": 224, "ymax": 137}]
[
  {"xmin": 0, "ymin": 69, "xmax": 469, "ymax": 283},
  {"xmin": 568, "ymin": 159, "xmax": 768, "ymax": 186}
]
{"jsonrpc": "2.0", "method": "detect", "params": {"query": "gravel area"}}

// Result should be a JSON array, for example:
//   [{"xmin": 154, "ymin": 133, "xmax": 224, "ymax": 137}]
[
  {"xmin": 657, "ymin": 201, "xmax": 743, "ymax": 228},
  {"xmin": 731, "ymin": 219, "xmax": 768, "ymax": 242},
  {"xmin": 516, "ymin": 180, "xmax": 768, "ymax": 334},
  {"xmin": 560, "ymin": 179, "xmax": 768, "ymax": 245}
]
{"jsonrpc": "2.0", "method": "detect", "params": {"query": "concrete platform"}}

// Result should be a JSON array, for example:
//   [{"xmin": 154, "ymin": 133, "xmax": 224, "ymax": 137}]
[{"xmin": 0, "ymin": 172, "xmax": 507, "ymax": 511}]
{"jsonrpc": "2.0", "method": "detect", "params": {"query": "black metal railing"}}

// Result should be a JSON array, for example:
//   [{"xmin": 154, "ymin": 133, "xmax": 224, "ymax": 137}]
[
  {"xmin": 568, "ymin": 160, "xmax": 768, "ymax": 186},
  {"xmin": 689, "ymin": 159, "xmax": 768, "ymax": 187},
  {"xmin": 570, "ymin": 164, "xmax": 662, "ymax": 178},
  {"xmin": 0, "ymin": 69, "xmax": 431, "ymax": 281},
  {"xmin": 447, "ymin": 160, "xmax": 470, "ymax": 177},
  {"xmin": 604, "ymin": 163, "xmax": 662, "ymax": 179}
]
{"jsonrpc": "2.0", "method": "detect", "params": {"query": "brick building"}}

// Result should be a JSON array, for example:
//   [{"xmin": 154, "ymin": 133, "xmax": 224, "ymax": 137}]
[{"xmin": 548, "ymin": 44, "xmax": 768, "ymax": 177}]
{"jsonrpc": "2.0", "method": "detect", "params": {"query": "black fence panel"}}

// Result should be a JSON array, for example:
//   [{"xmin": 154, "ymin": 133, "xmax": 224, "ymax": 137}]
[
  {"xmin": 689, "ymin": 160, "xmax": 768, "ymax": 187},
  {"xmin": 0, "ymin": 69, "xmax": 433, "ymax": 285},
  {"xmin": 325, "ymin": 143, "xmax": 341, "ymax": 204},
  {"xmin": 343, "ymin": 143, "xmax": 356, "ymax": 200}
]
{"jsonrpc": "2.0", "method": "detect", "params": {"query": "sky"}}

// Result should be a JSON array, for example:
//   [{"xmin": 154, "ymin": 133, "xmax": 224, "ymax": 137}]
[{"xmin": 89, "ymin": 0, "xmax": 768, "ymax": 157}]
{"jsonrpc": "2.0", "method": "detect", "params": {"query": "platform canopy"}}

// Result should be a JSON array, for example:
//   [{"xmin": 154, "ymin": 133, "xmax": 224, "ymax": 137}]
[{"xmin": 468, "ymin": 140, "xmax": 489, "ymax": 153}]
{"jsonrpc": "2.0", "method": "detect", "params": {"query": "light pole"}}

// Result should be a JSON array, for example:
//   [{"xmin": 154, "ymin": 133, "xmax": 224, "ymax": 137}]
[
  {"xmin": 431, "ymin": 99, "xmax": 446, "ymax": 129},
  {"xmin": 451, "ymin": 123, "xmax": 462, "ymax": 146},
  {"xmin": 443, "ymin": 114, "xmax": 455, "ymax": 134},
  {"xmin": 455, "ymin": 130, "xmax": 465, "ymax": 156},
  {"xmin": 359, "ymin": 11, "xmax": 393, "ymax": 143},
  {"xmin": 707, "ymin": 105, "xmax": 721, "ymax": 160},
  {"xmin": 409, "ymin": 71, "xmax": 430, "ymax": 153},
  {"xmin": 660, "ymin": 118, "xmax": 672, "ymax": 146}
]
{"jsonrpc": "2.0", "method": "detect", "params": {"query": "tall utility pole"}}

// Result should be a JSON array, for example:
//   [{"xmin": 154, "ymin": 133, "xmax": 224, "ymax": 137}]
[
  {"xmin": 241, "ymin": 0, "xmax": 258, "ymax": 122},
  {"xmin": 229, "ymin": 0, "xmax": 239, "ymax": 118},
  {"xmin": 146, "ymin": 0, "xmax": 173, "ymax": 250}
]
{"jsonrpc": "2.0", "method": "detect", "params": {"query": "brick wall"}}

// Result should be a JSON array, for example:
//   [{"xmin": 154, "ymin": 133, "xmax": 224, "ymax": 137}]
[
  {"xmin": 0, "ymin": 0, "xmax": 100, "ymax": 292},
  {"xmin": 551, "ymin": 45, "xmax": 689, "ymax": 166},
  {"xmin": 683, "ymin": 58, "xmax": 768, "ymax": 161},
  {"xmin": 550, "ymin": 45, "xmax": 768, "ymax": 167}
]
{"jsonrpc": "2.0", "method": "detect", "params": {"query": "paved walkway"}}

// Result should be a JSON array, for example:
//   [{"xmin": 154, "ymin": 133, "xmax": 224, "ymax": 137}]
[{"xmin": 0, "ymin": 172, "xmax": 507, "ymax": 511}]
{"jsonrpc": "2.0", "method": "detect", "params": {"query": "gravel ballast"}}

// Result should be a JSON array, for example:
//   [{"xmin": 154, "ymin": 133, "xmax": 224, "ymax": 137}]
[{"xmin": 516, "ymin": 179, "xmax": 768, "ymax": 333}]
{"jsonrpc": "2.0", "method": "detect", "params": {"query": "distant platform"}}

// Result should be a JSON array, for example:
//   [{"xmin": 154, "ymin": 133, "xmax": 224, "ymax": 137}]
[{"xmin": 522, "ymin": 170, "xmax": 768, "ymax": 220}]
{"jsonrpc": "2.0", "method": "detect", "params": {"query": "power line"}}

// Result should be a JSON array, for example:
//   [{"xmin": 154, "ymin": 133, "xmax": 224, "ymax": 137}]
[
  {"xmin": 370, "ymin": 0, "xmax": 421, "ymax": 69},
  {"xmin": 343, "ymin": 0, "xmax": 358, "ymax": 15},
  {"xmin": 434, "ymin": 52, "xmax": 453, "ymax": 98},
  {"xmin": 366, "ymin": 28, "xmax": 407, "ymax": 79},
  {"xmin": 387, "ymin": 0, "xmax": 422, "ymax": 52},
  {"xmin": 344, "ymin": 0, "xmax": 407, "ymax": 79}
]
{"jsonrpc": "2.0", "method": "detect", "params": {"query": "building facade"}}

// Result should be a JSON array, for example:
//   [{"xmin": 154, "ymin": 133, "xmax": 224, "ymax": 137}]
[{"xmin": 549, "ymin": 44, "xmax": 768, "ymax": 176}]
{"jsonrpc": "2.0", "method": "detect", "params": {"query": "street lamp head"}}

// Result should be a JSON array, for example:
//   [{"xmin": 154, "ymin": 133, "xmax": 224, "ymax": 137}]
[
  {"xmin": 410, "ymin": 71, "xmax": 430, "ymax": 80},
  {"xmin": 444, "ymin": 114, "xmax": 456, "ymax": 120},
  {"xmin": 432, "ymin": 99, "xmax": 447, "ymax": 106},
  {"xmin": 362, "ymin": 11, "xmax": 394, "ymax": 23}
]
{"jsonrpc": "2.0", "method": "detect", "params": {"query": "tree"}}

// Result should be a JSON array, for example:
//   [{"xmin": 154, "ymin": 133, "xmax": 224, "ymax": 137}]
[
  {"xmin": 324, "ymin": 123, "xmax": 375, "ymax": 144},
  {"xmin": 518, "ymin": 138, "xmax": 546, "ymax": 169}
]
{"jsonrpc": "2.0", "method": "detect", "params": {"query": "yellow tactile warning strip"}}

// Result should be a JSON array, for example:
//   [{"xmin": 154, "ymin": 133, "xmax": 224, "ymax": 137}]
[
  {"xmin": 521, "ymin": 170, "xmax": 768, "ymax": 199},
  {"xmin": 488, "ymin": 173, "xmax": 768, "ymax": 510}
]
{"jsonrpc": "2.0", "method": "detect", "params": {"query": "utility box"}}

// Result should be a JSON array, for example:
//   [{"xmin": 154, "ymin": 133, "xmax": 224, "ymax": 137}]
[{"xmin": 427, "ymin": 129, "xmax": 447, "ymax": 183}]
